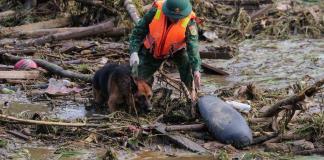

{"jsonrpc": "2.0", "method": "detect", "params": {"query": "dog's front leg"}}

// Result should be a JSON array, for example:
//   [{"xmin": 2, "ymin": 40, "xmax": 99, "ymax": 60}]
[{"xmin": 107, "ymin": 93, "xmax": 118, "ymax": 113}]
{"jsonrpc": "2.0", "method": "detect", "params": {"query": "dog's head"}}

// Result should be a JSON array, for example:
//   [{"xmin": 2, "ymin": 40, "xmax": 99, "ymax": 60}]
[{"xmin": 131, "ymin": 77, "xmax": 153, "ymax": 113}]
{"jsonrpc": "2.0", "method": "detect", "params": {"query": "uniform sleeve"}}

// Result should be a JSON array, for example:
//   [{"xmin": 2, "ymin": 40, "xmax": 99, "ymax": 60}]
[
  {"xmin": 185, "ymin": 20, "xmax": 201, "ymax": 72},
  {"xmin": 129, "ymin": 7, "xmax": 157, "ymax": 54}
]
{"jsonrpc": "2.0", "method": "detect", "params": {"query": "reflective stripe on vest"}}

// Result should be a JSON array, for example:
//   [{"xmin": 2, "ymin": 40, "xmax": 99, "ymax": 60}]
[{"xmin": 143, "ymin": 0, "xmax": 196, "ymax": 59}]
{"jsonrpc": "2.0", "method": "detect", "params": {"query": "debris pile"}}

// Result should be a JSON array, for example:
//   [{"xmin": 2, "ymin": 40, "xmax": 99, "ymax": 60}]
[{"xmin": 0, "ymin": 0, "xmax": 323, "ymax": 159}]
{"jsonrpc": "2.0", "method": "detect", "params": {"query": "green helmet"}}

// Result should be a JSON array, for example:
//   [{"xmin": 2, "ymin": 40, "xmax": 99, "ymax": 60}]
[{"xmin": 162, "ymin": 0, "xmax": 192, "ymax": 20}]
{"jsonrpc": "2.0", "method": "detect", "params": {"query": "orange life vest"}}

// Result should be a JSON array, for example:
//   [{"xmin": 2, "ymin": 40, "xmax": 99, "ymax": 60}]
[{"xmin": 143, "ymin": 0, "xmax": 196, "ymax": 59}]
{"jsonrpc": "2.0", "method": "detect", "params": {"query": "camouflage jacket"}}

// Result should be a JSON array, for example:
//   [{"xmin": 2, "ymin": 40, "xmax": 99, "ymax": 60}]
[{"xmin": 129, "ymin": 7, "xmax": 201, "ymax": 72}]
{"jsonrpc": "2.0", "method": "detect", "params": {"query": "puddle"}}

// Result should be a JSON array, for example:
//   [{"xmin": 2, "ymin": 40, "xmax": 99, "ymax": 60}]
[
  {"xmin": 294, "ymin": 155, "xmax": 324, "ymax": 160},
  {"xmin": 0, "ymin": 100, "xmax": 87, "ymax": 121},
  {"xmin": 50, "ymin": 103, "xmax": 87, "ymax": 120},
  {"xmin": 25, "ymin": 147, "xmax": 105, "ymax": 160},
  {"xmin": 132, "ymin": 151, "xmax": 213, "ymax": 160},
  {"xmin": 0, "ymin": 101, "xmax": 49, "ymax": 116},
  {"xmin": 27, "ymin": 147, "xmax": 55, "ymax": 160}
]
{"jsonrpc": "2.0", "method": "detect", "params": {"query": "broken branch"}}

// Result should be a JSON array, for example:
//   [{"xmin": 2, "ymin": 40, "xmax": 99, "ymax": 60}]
[
  {"xmin": 0, "ymin": 114, "xmax": 105, "ymax": 127},
  {"xmin": 2, "ymin": 54, "xmax": 92, "ymax": 82},
  {"xmin": 165, "ymin": 124, "xmax": 206, "ymax": 132},
  {"xmin": 261, "ymin": 78, "xmax": 324, "ymax": 117}
]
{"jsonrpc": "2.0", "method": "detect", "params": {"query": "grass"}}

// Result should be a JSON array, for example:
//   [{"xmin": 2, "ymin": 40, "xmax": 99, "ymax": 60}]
[
  {"xmin": 297, "ymin": 112, "xmax": 324, "ymax": 141},
  {"xmin": 0, "ymin": 139, "xmax": 7, "ymax": 148}
]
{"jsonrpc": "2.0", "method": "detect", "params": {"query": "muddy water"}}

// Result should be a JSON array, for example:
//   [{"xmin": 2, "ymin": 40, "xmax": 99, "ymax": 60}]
[{"xmin": 203, "ymin": 38, "xmax": 324, "ymax": 90}]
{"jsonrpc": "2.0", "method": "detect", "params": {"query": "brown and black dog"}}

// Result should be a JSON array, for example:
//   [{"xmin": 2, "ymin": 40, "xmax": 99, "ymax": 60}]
[{"xmin": 92, "ymin": 63, "xmax": 153, "ymax": 113}]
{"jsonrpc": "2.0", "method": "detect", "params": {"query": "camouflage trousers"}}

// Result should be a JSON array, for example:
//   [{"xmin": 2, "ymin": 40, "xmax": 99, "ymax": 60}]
[{"xmin": 137, "ymin": 48, "xmax": 194, "ymax": 90}]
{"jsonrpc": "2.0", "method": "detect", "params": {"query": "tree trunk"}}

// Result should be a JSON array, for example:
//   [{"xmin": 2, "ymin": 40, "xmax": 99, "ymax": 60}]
[
  {"xmin": 10, "ymin": 26, "xmax": 129, "ymax": 38},
  {"xmin": 0, "ymin": 16, "xmax": 72, "ymax": 37},
  {"xmin": 124, "ymin": 0, "xmax": 141, "ymax": 24},
  {"xmin": 16, "ymin": 19, "xmax": 115, "ymax": 46}
]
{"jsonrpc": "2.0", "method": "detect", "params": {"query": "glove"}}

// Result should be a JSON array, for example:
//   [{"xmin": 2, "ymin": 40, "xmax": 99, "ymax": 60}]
[
  {"xmin": 130, "ymin": 52, "xmax": 139, "ymax": 66},
  {"xmin": 194, "ymin": 71, "xmax": 201, "ymax": 90}
]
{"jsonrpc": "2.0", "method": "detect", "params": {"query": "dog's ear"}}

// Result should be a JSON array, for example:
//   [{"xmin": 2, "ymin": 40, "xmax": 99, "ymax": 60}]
[{"xmin": 130, "ymin": 76, "xmax": 138, "ymax": 94}]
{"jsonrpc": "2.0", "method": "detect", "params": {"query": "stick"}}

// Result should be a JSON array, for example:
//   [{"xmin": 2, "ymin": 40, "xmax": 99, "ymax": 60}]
[
  {"xmin": 261, "ymin": 78, "xmax": 324, "ymax": 117},
  {"xmin": 158, "ymin": 70, "xmax": 191, "ymax": 102},
  {"xmin": 2, "ymin": 54, "xmax": 93, "ymax": 82},
  {"xmin": 6, "ymin": 130, "xmax": 31, "ymax": 141},
  {"xmin": 0, "ymin": 49, "xmax": 36, "ymax": 55},
  {"xmin": 264, "ymin": 133, "xmax": 307, "ymax": 144},
  {"xmin": 0, "ymin": 114, "xmax": 105, "ymax": 127},
  {"xmin": 294, "ymin": 148, "xmax": 324, "ymax": 155},
  {"xmin": 165, "ymin": 124, "xmax": 206, "ymax": 132},
  {"xmin": 250, "ymin": 132, "xmax": 277, "ymax": 145}
]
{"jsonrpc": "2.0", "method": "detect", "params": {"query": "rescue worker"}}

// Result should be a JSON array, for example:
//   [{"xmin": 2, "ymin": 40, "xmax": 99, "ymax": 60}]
[{"xmin": 129, "ymin": 0, "xmax": 201, "ymax": 99}]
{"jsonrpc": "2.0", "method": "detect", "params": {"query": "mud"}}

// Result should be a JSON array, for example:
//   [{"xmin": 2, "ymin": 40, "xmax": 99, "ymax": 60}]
[{"xmin": 0, "ymin": 38, "xmax": 323, "ymax": 159}]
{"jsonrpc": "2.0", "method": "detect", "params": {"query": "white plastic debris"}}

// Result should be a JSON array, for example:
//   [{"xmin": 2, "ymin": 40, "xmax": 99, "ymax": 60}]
[{"xmin": 226, "ymin": 101, "xmax": 251, "ymax": 113}]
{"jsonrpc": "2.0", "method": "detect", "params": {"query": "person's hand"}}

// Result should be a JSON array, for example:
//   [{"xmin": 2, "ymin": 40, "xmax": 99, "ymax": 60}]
[
  {"xmin": 194, "ymin": 71, "xmax": 201, "ymax": 90},
  {"xmin": 130, "ymin": 52, "xmax": 139, "ymax": 66}
]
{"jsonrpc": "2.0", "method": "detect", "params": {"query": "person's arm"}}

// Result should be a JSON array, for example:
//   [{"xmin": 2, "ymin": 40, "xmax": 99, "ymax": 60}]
[
  {"xmin": 129, "ymin": 7, "xmax": 157, "ymax": 54},
  {"xmin": 185, "ymin": 20, "xmax": 201, "ymax": 72}
]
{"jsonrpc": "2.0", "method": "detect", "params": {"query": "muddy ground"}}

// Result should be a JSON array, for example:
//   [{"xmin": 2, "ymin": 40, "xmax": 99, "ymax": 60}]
[{"xmin": 0, "ymin": 0, "xmax": 323, "ymax": 159}]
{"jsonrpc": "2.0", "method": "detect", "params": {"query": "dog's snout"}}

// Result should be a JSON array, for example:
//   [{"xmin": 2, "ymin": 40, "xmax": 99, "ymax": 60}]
[{"xmin": 145, "ymin": 101, "xmax": 153, "ymax": 112}]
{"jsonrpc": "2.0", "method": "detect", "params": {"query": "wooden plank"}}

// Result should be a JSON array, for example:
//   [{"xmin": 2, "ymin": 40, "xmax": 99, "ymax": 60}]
[
  {"xmin": 201, "ymin": 63, "xmax": 229, "ymax": 76},
  {"xmin": 0, "ymin": 71, "xmax": 40, "ymax": 79},
  {"xmin": 155, "ymin": 123, "xmax": 207, "ymax": 153}
]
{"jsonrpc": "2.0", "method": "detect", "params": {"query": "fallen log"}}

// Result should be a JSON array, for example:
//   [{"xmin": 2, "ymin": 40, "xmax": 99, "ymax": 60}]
[
  {"xmin": 0, "ymin": 16, "xmax": 72, "ymax": 37},
  {"xmin": 201, "ymin": 62, "xmax": 229, "ymax": 75},
  {"xmin": 154, "ymin": 123, "xmax": 207, "ymax": 153},
  {"xmin": 260, "ymin": 78, "xmax": 324, "ymax": 117},
  {"xmin": 165, "ymin": 124, "xmax": 206, "ymax": 132},
  {"xmin": 9, "ymin": 26, "xmax": 129, "ymax": 38},
  {"xmin": 17, "ymin": 19, "xmax": 115, "ymax": 46},
  {"xmin": 124, "ymin": 0, "xmax": 141, "ymax": 24},
  {"xmin": 250, "ymin": 132, "xmax": 277, "ymax": 145},
  {"xmin": 264, "ymin": 133, "xmax": 308, "ymax": 144},
  {"xmin": 294, "ymin": 148, "xmax": 324, "ymax": 155},
  {"xmin": 0, "ymin": 10, "xmax": 16, "ymax": 21},
  {"xmin": 0, "ymin": 49, "xmax": 36, "ymax": 55},
  {"xmin": 0, "ymin": 71, "xmax": 40, "ymax": 79},
  {"xmin": 2, "ymin": 54, "xmax": 92, "ymax": 82},
  {"xmin": 6, "ymin": 130, "xmax": 31, "ymax": 141}
]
